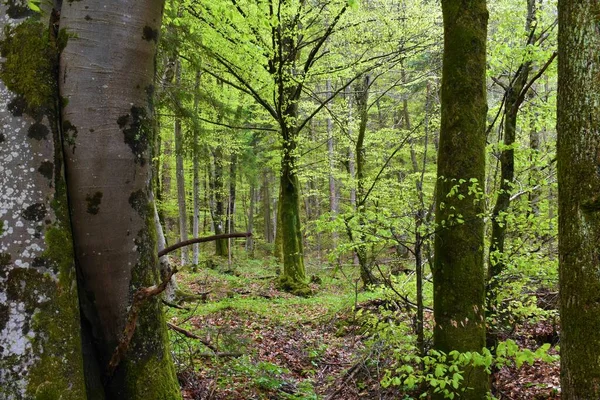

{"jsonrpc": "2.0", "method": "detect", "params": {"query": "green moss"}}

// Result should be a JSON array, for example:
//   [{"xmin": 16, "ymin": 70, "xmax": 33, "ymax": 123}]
[
  {"xmin": 37, "ymin": 161, "xmax": 54, "ymax": 180},
  {"xmin": 142, "ymin": 26, "xmax": 159, "ymax": 43},
  {"xmin": 129, "ymin": 190, "xmax": 148, "ymax": 217},
  {"xmin": 115, "ymin": 200, "xmax": 181, "ymax": 399},
  {"xmin": 117, "ymin": 106, "xmax": 151, "ymax": 166},
  {"xmin": 0, "ymin": 19, "xmax": 54, "ymax": 112},
  {"xmin": 21, "ymin": 203, "xmax": 47, "ymax": 222},
  {"xmin": 28, "ymin": 122, "xmax": 49, "ymax": 140},
  {"xmin": 85, "ymin": 191, "xmax": 103, "ymax": 215},
  {"xmin": 25, "ymin": 225, "xmax": 86, "ymax": 399},
  {"xmin": 278, "ymin": 275, "xmax": 312, "ymax": 297}
]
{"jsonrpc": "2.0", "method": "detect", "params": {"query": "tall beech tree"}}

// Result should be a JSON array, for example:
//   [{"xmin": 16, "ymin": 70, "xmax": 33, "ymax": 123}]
[
  {"xmin": 59, "ymin": 0, "xmax": 181, "ymax": 398},
  {"xmin": 1, "ymin": 1, "xmax": 181, "ymax": 398},
  {"xmin": 0, "ymin": 5, "xmax": 86, "ymax": 398},
  {"xmin": 433, "ymin": 0, "xmax": 489, "ymax": 397},
  {"xmin": 557, "ymin": 0, "xmax": 600, "ymax": 398}
]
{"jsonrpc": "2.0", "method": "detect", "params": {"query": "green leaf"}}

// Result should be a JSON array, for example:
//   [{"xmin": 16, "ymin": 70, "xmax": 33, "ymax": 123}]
[{"xmin": 28, "ymin": 1, "xmax": 40, "ymax": 12}]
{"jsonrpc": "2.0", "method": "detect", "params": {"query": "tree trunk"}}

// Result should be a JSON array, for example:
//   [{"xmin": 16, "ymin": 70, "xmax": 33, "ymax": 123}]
[
  {"xmin": 192, "ymin": 73, "xmax": 201, "ymax": 268},
  {"xmin": 212, "ymin": 146, "xmax": 228, "ymax": 256},
  {"xmin": 487, "ymin": 0, "xmax": 536, "ymax": 326},
  {"xmin": 434, "ymin": 0, "xmax": 489, "ymax": 397},
  {"xmin": 174, "ymin": 60, "xmax": 188, "ymax": 266},
  {"xmin": 227, "ymin": 152, "xmax": 237, "ymax": 234},
  {"xmin": 262, "ymin": 170, "xmax": 274, "ymax": 243},
  {"xmin": 59, "ymin": 1, "xmax": 181, "ymax": 398},
  {"xmin": 153, "ymin": 197, "xmax": 177, "ymax": 301},
  {"xmin": 0, "ymin": 7, "xmax": 86, "ymax": 398},
  {"xmin": 278, "ymin": 130, "xmax": 308, "ymax": 294},
  {"xmin": 326, "ymin": 79, "xmax": 338, "ymax": 248},
  {"xmin": 557, "ymin": 1, "xmax": 600, "ymax": 398},
  {"xmin": 246, "ymin": 184, "xmax": 255, "ymax": 253},
  {"xmin": 354, "ymin": 74, "xmax": 378, "ymax": 287}
]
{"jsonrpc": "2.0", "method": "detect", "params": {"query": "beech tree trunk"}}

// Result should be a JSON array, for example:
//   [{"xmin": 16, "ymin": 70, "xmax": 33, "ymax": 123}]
[
  {"xmin": 434, "ymin": 0, "xmax": 489, "ymax": 397},
  {"xmin": 60, "ymin": 1, "xmax": 181, "ymax": 398},
  {"xmin": 0, "ymin": 6, "xmax": 86, "ymax": 398},
  {"xmin": 557, "ymin": 1, "xmax": 600, "ymax": 398},
  {"xmin": 174, "ymin": 59, "xmax": 188, "ymax": 266},
  {"xmin": 211, "ymin": 146, "xmax": 228, "ymax": 256}
]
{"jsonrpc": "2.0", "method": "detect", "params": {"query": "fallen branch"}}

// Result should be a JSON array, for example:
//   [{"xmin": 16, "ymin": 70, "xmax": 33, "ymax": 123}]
[
  {"xmin": 158, "ymin": 232, "xmax": 252, "ymax": 257},
  {"xmin": 106, "ymin": 267, "xmax": 178, "ymax": 377},
  {"xmin": 161, "ymin": 299, "xmax": 190, "ymax": 310},
  {"xmin": 167, "ymin": 322, "xmax": 242, "ymax": 357}
]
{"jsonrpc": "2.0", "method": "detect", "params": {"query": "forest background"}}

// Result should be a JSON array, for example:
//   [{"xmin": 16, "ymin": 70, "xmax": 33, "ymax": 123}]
[{"xmin": 0, "ymin": 0, "xmax": 580, "ymax": 398}]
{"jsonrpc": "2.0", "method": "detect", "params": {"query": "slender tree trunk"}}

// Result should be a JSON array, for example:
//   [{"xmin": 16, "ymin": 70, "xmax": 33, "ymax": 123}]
[
  {"xmin": 246, "ymin": 184, "xmax": 255, "ymax": 253},
  {"xmin": 434, "ymin": 0, "xmax": 489, "ymax": 397},
  {"xmin": 227, "ymin": 153, "xmax": 237, "ymax": 234},
  {"xmin": 192, "ymin": 73, "xmax": 201, "ymax": 268},
  {"xmin": 174, "ymin": 60, "xmax": 188, "ymax": 266},
  {"xmin": 528, "ymin": 90, "xmax": 541, "ymax": 217},
  {"xmin": 326, "ymin": 79, "xmax": 338, "ymax": 249},
  {"xmin": 354, "ymin": 75, "xmax": 378, "ymax": 287},
  {"xmin": 212, "ymin": 146, "xmax": 228, "ymax": 256},
  {"xmin": 153, "ymin": 196, "xmax": 177, "ymax": 301},
  {"xmin": 0, "ymin": 7, "xmax": 86, "ymax": 398},
  {"xmin": 60, "ymin": 1, "xmax": 181, "ymax": 397},
  {"xmin": 262, "ymin": 170, "xmax": 274, "ymax": 243},
  {"xmin": 487, "ymin": 0, "xmax": 536, "ymax": 326},
  {"xmin": 558, "ymin": 1, "xmax": 600, "ymax": 398}
]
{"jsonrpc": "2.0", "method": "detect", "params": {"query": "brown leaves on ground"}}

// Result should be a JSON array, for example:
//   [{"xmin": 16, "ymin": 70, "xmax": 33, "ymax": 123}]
[{"xmin": 171, "ymin": 270, "xmax": 561, "ymax": 400}]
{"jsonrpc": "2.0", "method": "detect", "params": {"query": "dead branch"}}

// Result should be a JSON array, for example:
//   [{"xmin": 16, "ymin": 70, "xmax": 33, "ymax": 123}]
[
  {"xmin": 106, "ymin": 267, "xmax": 178, "ymax": 378},
  {"xmin": 158, "ymin": 232, "xmax": 251, "ymax": 257},
  {"xmin": 167, "ymin": 322, "xmax": 242, "ymax": 357}
]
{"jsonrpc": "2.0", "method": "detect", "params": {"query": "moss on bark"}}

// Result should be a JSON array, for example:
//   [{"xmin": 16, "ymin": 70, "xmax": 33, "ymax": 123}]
[
  {"xmin": 433, "ymin": 0, "xmax": 489, "ymax": 398},
  {"xmin": 557, "ymin": 2, "xmax": 600, "ymax": 398}
]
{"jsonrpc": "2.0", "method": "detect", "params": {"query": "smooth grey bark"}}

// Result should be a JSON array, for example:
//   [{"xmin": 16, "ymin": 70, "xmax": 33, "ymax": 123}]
[
  {"xmin": 0, "ymin": 6, "xmax": 86, "ymax": 398},
  {"xmin": 557, "ymin": 1, "xmax": 600, "ymax": 397},
  {"xmin": 153, "ymin": 197, "xmax": 177, "ymax": 301},
  {"xmin": 59, "ymin": 1, "xmax": 181, "ymax": 398}
]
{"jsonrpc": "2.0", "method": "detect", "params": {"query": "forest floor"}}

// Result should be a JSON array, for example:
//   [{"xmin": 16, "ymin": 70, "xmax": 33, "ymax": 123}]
[{"xmin": 165, "ymin": 254, "xmax": 560, "ymax": 400}]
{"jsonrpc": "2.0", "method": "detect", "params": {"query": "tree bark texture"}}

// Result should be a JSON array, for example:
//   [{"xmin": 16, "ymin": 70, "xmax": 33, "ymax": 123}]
[
  {"xmin": 434, "ymin": 0, "xmax": 489, "ymax": 398},
  {"xmin": 0, "ymin": 6, "xmax": 86, "ymax": 398},
  {"xmin": 60, "ymin": 1, "xmax": 181, "ymax": 398},
  {"xmin": 557, "ymin": 1, "xmax": 600, "ymax": 398}
]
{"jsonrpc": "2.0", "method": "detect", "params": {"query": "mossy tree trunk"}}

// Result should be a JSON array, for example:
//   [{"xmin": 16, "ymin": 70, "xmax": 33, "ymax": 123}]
[
  {"xmin": 434, "ymin": 0, "xmax": 489, "ymax": 398},
  {"xmin": 59, "ymin": 1, "xmax": 181, "ymax": 398},
  {"xmin": 0, "ymin": 5, "xmax": 86, "ymax": 398},
  {"xmin": 211, "ymin": 145, "xmax": 228, "ymax": 256},
  {"xmin": 557, "ymin": 1, "xmax": 600, "ymax": 398},
  {"xmin": 273, "ymin": 3, "xmax": 309, "ymax": 294}
]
